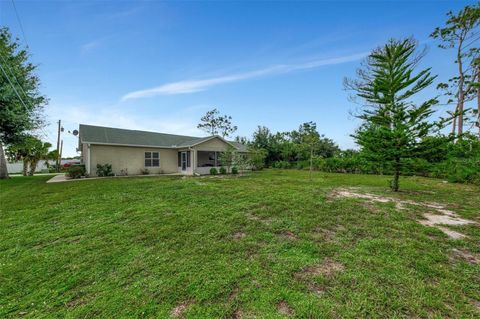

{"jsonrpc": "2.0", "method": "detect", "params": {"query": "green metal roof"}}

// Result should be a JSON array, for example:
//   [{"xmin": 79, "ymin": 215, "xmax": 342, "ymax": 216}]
[{"xmin": 79, "ymin": 124, "xmax": 247, "ymax": 151}]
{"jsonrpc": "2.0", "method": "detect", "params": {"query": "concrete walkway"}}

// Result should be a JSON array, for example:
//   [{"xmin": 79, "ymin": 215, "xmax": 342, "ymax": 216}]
[{"xmin": 46, "ymin": 173, "xmax": 183, "ymax": 183}]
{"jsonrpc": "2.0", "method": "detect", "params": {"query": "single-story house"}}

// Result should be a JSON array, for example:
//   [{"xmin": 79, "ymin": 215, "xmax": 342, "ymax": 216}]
[{"xmin": 78, "ymin": 124, "xmax": 248, "ymax": 176}]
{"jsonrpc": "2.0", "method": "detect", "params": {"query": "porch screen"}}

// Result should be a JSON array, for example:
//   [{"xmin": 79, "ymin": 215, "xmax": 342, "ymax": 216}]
[{"xmin": 197, "ymin": 151, "xmax": 222, "ymax": 167}]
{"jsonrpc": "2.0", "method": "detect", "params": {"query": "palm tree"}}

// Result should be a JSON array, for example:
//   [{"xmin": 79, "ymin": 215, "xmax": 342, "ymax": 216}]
[
  {"xmin": 6, "ymin": 135, "xmax": 35, "ymax": 176},
  {"xmin": 6, "ymin": 135, "xmax": 52, "ymax": 176},
  {"xmin": 25, "ymin": 140, "xmax": 52, "ymax": 176}
]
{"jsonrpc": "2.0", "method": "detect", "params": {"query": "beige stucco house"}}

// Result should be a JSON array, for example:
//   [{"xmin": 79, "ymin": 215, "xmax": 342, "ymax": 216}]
[{"xmin": 79, "ymin": 124, "xmax": 248, "ymax": 176}]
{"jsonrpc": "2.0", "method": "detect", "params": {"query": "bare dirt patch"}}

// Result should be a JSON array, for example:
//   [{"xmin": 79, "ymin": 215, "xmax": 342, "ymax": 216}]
[
  {"xmin": 228, "ymin": 286, "xmax": 240, "ymax": 302},
  {"xmin": 247, "ymin": 213, "xmax": 272, "ymax": 225},
  {"xmin": 471, "ymin": 300, "xmax": 480, "ymax": 312},
  {"xmin": 171, "ymin": 301, "xmax": 193, "ymax": 318},
  {"xmin": 297, "ymin": 258, "xmax": 345, "ymax": 278},
  {"xmin": 277, "ymin": 301, "xmax": 294, "ymax": 316},
  {"xmin": 232, "ymin": 232, "xmax": 246, "ymax": 240},
  {"xmin": 332, "ymin": 188, "xmax": 476, "ymax": 239},
  {"xmin": 450, "ymin": 248, "xmax": 480, "ymax": 264},
  {"xmin": 278, "ymin": 231, "xmax": 298, "ymax": 241},
  {"xmin": 308, "ymin": 282, "xmax": 326, "ymax": 296},
  {"xmin": 231, "ymin": 309, "xmax": 244, "ymax": 319}
]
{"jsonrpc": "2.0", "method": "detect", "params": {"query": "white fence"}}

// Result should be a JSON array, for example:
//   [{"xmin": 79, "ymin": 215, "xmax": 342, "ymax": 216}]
[{"xmin": 7, "ymin": 160, "xmax": 50, "ymax": 174}]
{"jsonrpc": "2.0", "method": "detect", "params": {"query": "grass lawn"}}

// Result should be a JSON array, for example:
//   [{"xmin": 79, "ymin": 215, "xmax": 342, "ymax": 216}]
[{"xmin": 0, "ymin": 170, "xmax": 479, "ymax": 318}]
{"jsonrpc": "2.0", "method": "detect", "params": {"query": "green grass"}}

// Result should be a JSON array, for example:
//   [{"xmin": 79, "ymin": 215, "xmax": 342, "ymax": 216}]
[{"xmin": 0, "ymin": 170, "xmax": 479, "ymax": 318}]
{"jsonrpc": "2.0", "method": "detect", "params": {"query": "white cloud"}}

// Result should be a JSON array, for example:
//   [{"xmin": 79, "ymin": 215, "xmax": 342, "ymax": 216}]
[
  {"xmin": 80, "ymin": 39, "xmax": 103, "ymax": 55},
  {"xmin": 121, "ymin": 52, "xmax": 368, "ymax": 100}
]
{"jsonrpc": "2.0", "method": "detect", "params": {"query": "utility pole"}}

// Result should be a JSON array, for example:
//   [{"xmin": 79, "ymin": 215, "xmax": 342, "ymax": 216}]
[
  {"xmin": 59, "ymin": 140, "xmax": 63, "ymax": 168},
  {"xmin": 56, "ymin": 120, "xmax": 62, "ymax": 172}
]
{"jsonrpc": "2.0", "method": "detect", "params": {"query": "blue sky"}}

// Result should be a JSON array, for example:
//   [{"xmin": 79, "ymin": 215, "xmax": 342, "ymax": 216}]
[{"xmin": 0, "ymin": 0, "xmax": 475, "ymax": 156}]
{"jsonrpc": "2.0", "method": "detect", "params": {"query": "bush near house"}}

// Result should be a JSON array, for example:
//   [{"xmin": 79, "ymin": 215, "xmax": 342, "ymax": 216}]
[
  {"xmin": 231, "ymin": 167, "xmax": 238, "ymax": 174},
  {"xmin": 219, "ymin": 167, "xmax": 227, "ymax": 174},
  {"xmin": 210, "ymin": 167, "xmax": 218, "ymax": 175},
  {"xmin": 96, "ymin": 164, "xmax": 114, "ymax": 177},
  {"xmin": 67, "ymin": 165, "xmax": 86, "ymax": 179}
]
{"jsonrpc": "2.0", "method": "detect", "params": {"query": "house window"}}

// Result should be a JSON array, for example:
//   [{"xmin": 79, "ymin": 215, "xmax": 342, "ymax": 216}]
[{"xmin": 145, "ymin": 152, "xmax": 160, "ymax": 167}]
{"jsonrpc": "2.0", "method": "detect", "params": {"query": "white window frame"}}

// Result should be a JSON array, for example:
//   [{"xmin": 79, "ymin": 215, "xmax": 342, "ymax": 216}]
[{"xmin": 145, "ymin": 151, "xmax": 160, "ymax": 167}]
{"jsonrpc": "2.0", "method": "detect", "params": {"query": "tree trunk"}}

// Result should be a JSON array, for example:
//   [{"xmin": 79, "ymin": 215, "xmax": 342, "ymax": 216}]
[
  {"xmin": 309, "ymin": 146, "xmax": 313, "ymax": 178},
  {"xmin": 451, "ymin": 106, "xmax": 457, "ymax": 136},
  {"xmin": 22, "ymin": 160, "xmax": 28, "ymax": 176},
  {"xmin": 0, "ymin": 143, "xmax": 9, "ymax": 179},
  {"xmin": 457, "ymin": 94, "xmax": 464, "ymax": 136},
  {"xmin": 391, "ymin": 157, "xmax": 400, "ymax": 192},
  {"xmin": 29, "ymin": 160, "xmax": 37, "ymax": 176},
  {"xmin": 456, "ymin": 40, "xmax": 465, "ymax": 137}
]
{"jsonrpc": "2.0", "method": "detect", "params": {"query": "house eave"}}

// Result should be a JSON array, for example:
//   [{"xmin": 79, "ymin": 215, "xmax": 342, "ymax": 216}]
[{"xmin": 80, "ymin": 141, "xmax": 180, "ymax": 149}]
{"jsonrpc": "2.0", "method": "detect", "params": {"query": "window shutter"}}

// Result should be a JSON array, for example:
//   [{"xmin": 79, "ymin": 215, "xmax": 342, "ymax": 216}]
[
  {"xmin": 178, "ymin": 152, "xmax": 181, "ymax": 166},
  {"xmin": 187, "ymin": 151, "xmax": 191, "ymax": 167}
]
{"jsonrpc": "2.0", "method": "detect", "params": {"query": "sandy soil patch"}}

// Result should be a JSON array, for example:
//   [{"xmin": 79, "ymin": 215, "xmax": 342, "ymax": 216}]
[
  {"xmin": 332, "ymin": 188, "xmax": 476, "ymax": 239},
  {"xmin": 171, "ymin": 301, "xmax": 193, "ymax": 318},
  {"xmin": 297, "ymin": 258, "xmax": 345, "ymax": 278},
  {"xmin": 451, "ymin": 248, "xmax": 480, "ymax": 264},
  {"xmin": 277, "ymin": 301, "xmax": 294, "ymax": 316},
  {"xmin": 278, "ymin": 231, "xmax": 298, "ymax": 241},
  {"xmin": 247, "ymin": 213, "xmax": 272, "ymax": 225},
  {"xmin": 308, "ymin": 282, "xmax": 326, "ymax": 296},
  {"xmin": 232, "ymin": 232, "xmax": 246, "ymax": 240},
  {"xmin": 231, "ymin": 309, "xmax": 244, "ymax": 319}
]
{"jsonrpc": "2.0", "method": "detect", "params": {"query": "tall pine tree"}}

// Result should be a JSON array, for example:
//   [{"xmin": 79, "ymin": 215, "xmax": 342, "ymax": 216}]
[{"xmin": 346, "ymin": 38, "xmax": 441, "ymax": 191}]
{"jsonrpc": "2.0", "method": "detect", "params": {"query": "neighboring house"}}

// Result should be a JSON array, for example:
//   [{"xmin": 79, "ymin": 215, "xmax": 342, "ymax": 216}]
[{"xmin": 79, "ymin": 124, "xmax": 248, "ymax": 176}]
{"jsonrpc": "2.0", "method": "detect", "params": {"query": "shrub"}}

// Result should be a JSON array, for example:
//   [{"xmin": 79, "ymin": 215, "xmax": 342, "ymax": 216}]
[
  {"xmin": 219, "ymin": 167, "xmax": 227, "ymax": 174},
  {"xmin": 248, "ymin": 147, "xmax": 267, "ymax": 170},
  {"xmin": 272, "ymin": 160, "xmax": 291, "ymax": 169},
  {"xmin": 210, "ymin": 167, "xmax": 218, "ymax": 175},
  {"xmin": 96, "ymin": 164, "xmax": 114, "ymax": 177},
  {"xmin": 231, "ymin": 167, "xmax": 238, "ymax": 174},
  {"xmin": 67, "ymin": 164, "xmax": 85, "ymax": 179},
  {"xmin": 140, "ymin": 168, "xmax": 150, "ymax": 175}
]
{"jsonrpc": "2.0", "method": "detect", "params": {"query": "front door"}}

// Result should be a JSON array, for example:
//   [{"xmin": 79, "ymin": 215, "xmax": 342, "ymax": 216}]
[{"xmin": 181, "ymin": 151, "xmax": 187, "ymax": 171}]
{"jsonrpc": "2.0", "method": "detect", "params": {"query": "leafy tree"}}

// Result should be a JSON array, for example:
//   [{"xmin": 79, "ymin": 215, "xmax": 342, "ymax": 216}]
[
  {"xmin": 346, "ymin": 38, "xmax": 441, "ymax": 191},
  {"xmin": 431, "ymin": 4, "xmax": 480, "ymax": 136},
  {"xmin": 197, "ymin": 108, "xmax": 237, "ymax": 137},
  {"xmin": 233, "ymin": 152, "xmax": 249, "ymax": 176},
  {"xmin": 6, "ymin": 134, "xmax": 33, "ymax": 176},
  {"xmin": 25, "ymin": 139, "xmax": 52, "ymax": 176},
  {"xmin": 6, "ymin": 135, "xmax": 51, "ymax": 176},
  {"xmin": 295, "ymin": 122, "xmax": 320, "ymax": 174},
  {"xmin": 234, "ymin": 136, "xmax": 248, "ymax": 144},
  {"xmin": 0, "ymin": 27, "xmax": 47, "ymax": 179},
  {"xmin": 219, "ymin": 146, "xmax": 236, "ymax": 173},
  {"xmin": 247, "ymin": 147, "xmax": 267, "ymax": 170}
]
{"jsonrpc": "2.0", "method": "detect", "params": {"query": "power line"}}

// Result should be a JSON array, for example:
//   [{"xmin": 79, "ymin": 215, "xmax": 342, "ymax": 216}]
[
  {"xmin": 0, "ymin": 60, "xmax": 29, "ymax": 111},
  {"xmin": 0, "ymin": 52, "xmax": 30, "ymax": 101},
  {"xmin": 10, "ymin": 0, "xmax": 29, "ymax": 48}
]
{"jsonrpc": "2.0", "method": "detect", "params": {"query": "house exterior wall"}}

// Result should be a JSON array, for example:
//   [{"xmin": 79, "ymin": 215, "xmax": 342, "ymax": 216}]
[
  {"xmin": 88, "ymin": 144, "xmax": 178, "ymax": 176},
  {"xmin": 80, "ymin": 137, "xmax": 243, "ymax": 176},
  {"xmin": 81, "ymin": 143, "xmax": 89, "ymax": 173}
]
